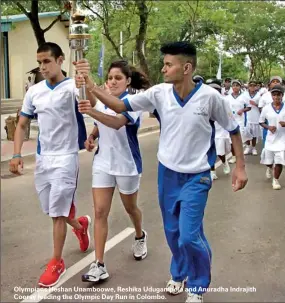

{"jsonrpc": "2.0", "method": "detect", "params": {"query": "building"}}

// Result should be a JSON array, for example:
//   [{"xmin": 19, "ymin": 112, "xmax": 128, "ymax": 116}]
[{"xmin": 1, "ymin": 11, "xmax": 70, "ymax": 99}]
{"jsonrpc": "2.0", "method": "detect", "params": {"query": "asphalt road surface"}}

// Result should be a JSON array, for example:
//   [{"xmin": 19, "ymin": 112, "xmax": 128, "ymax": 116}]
[{"xmin": 1, "ymin": 131, "xmax": 285, "ymax": 303}]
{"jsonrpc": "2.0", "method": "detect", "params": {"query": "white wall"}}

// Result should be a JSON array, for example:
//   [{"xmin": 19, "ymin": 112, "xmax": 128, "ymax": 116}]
[{"xmin": 8, "ymin": 17, "xmax": 70, "ymax": 99}]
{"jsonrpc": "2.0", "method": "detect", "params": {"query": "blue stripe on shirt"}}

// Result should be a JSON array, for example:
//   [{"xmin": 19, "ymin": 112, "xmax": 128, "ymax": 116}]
[
  {"xmin": 20, "ymin": 111, "xmax": 34, "ymax": 119},
  {"xmin": 229, "ymin": 125, "xmax": 240, "ymax": 135},
  {"xmin": 75, "ymin": 100, "xmax": 87, "ymax": 150},
  {"xmin": 207, "ymin": 120, "xmax": 216, "ymax": 168},
  {"xmin": 122, "ymin": 112, "xmax": 135, "ymax": 124},
  {"xmin": 123, "ymin": 98, "xmax": 133, "ymax": 111},
  {"xmin": 125, "ymin": 117, "xmax": 142, "ymax": 174},
  {"xmin": 37, "ymin": 132, "xmax": 41, "ymax": 155}
]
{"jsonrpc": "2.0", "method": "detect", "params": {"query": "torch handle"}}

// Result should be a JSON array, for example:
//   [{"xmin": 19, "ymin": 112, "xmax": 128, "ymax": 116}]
[{"xmin": 75, "ymin": 49, "xmax": 87, "ymax": 100}]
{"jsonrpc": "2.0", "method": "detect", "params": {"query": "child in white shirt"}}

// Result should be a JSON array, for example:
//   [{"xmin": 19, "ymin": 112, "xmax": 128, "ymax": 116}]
[{"xmin": 259, "ymin": 84, "xmax": 285, "ymax": 190}]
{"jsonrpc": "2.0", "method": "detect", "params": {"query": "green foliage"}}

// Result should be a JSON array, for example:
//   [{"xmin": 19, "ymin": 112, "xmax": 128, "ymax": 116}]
[
  {"xmin": 83, "ymin": 0, "xmax": 285, "ymax": 83},
  {"xmin": 212, "ymin": 1, "xmax": 285, "ymax": 81},
  {"xmin": 2, "ymin": 0, "xmax": 63, "ymax": 15},
  {"xmin": 3, "ymin": 0, "xmax": 285, "ymax": 83}
]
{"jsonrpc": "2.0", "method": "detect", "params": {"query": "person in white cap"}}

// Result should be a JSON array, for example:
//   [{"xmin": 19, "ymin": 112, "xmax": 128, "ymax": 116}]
[
  {"xmin": 259, "ymin": 76, "xmax": 284, "ymax": 109},
  {"xmin": 259, "ymin": 76, "xmax": 284, "ymax": 148},
  {"xmin": 243, "ymin": 80, "xmax": 261, "ymax": 155},
  {"xmin": 259, "ymin": 84, "xmax": 285, "ymax": 190},
  {"xmin": 225, "ymin": 79, "xmax": 251, "ymax": 164},
  {"xmin": 207, "ymin": 82, "xmax": 231, "ymax": 180}
]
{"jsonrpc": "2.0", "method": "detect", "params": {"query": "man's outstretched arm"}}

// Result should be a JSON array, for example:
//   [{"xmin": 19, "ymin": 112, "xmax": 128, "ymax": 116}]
[
  {"xmin": 74, "ymin": 60, "xmax": 127, "ymax": 113},
  {"xmin": 90, "ymin": 85, "xmax": 127, "ymax": 113}
]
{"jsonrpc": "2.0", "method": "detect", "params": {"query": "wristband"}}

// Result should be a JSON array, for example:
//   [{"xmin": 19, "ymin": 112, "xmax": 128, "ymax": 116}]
[{"xmin": 12, "ymin": 154, "xmax": 22, "ymax": 159}]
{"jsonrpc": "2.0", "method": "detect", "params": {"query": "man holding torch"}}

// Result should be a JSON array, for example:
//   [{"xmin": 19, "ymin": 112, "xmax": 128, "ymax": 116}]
[{"xmin": 9, "ymin": 10, "xmax": 94, "ymax": 287}]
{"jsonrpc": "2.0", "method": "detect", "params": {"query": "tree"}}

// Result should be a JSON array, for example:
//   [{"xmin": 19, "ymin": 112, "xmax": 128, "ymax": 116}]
[
  {"xmin": 2, "ymin": 0, "xmax": 71, "ymax": 46},
  {"xmin": 82, "ymin": 0, "xmax": 151, "ymax": 77},
  {"xmin": 134, "ymin": 0, "xmax": 149, "ymax": 77},
  {"xmin": 81, "ymin": 1, "xmax": 285, "ymax": 84},
  {"xmin": 213, "ymin": 1, "xmax": 285, "ymax": 81},
  {"xmin": 82, "ymin": 0, "xmax": 124, "ymax": 59}
]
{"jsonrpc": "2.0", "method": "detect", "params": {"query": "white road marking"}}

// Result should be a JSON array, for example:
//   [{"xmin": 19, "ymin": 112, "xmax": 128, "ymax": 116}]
[{"xmin": 21, "ymin": 227, "xmax": 135, "ymax": 303}]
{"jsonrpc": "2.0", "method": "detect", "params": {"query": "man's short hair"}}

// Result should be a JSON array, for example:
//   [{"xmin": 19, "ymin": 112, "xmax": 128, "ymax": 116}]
[
  {"xmin": 37, "ymin": 42, "xmax": 65, "ymax": 60},
  {"xmin": 160, "ymin": 41, "xmax": 197, "ymax": 70}
]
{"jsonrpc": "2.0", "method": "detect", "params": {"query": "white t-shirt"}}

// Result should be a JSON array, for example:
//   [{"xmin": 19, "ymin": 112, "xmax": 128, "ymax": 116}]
[
  {"xmin": 259, "ymin": 91, "xmax": 273, "ymax": 108},
  {"xmin": 225, "ymin": 93, "xmax": 249, "ymax": 127},
  {"xmin": 258, "ymin": 87, "xmax": 268, "ymax": 96},
  {"xmin": 21, "ymin": 78, "xmax": 86, "ymax": 155},
  {"xmin": 215, "ymin": 122, "xmax": 230, "ymax": 139},
  {"xmin": 123, "ymin": 82, "xmax": 238, "ymax": 174},
  {"xmin": 259, "ymin": 91, "xmax": 285, "ymax": 108},
  {"xmin": 259, "ymin": 103, "xmax": 285, "ymax": 151},
  {"xmin": 93, "ymin": 91, "xmax": 142, "ymax": 176},
  {"xmin": 242, "ymin": 91, "xmax": 261, "ymax": 124},
  {"xmin": 221, "ymin": 87, "xmax": 232, "ymax": 96}
]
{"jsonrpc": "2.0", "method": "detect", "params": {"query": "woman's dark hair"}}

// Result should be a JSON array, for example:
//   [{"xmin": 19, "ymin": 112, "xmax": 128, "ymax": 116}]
[{"xmin": 107, "ymin": 60, "xmax": 151, "ymax": 91}]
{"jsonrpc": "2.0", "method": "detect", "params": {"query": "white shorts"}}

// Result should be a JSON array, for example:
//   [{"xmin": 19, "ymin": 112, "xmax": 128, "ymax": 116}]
[
  {"xmin": 246, "ymin": 123, "xmax": 261, "ymax": 138},
  {"xmin": 215, "ymin": 138, "xmax": 231, "ymax": 156},
  {"xmin": 260, "ymin": 149, "xmax": 285, "ymax": 165},
  {"xmin": 34, "ymin": 154, "xmax": 79, "ymax": 217},
  {"xmin": 240, "ymin": 126, "xmax": 252, "ymax": 143},
  {"xmin": 92, "ymin": 169, "xmax": 141, "ymax": 195}
]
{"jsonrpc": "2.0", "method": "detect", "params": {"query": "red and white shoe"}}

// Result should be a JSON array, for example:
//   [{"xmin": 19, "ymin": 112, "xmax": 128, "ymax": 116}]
[
  {"xmin": 73, "ymin": 215, "xmax": 91, "ymax": 252},
  {"xmin": 38, "ymin": 258, "xmax": 66, "ymax": 288}
]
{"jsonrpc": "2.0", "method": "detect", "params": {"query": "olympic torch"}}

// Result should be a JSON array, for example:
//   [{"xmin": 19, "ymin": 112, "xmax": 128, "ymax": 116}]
[{"xmin": 69, "ymin": 11, "xmax": 91, "ymax": 100}]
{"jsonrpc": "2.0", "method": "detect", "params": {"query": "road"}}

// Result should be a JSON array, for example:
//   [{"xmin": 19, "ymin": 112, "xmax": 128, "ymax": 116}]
[{"xmin": 1, "ymin": 131, "xmax": 285, "ymax": 303}]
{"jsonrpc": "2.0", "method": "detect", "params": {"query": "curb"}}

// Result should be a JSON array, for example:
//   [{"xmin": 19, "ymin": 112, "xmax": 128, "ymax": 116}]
[
  {"xmin": 138, "ymin": 125, "xmax": 160, "ymax": 134},
  {"xmin": 1, "ymin": 124, "xmax": 160, "ymax": 163}
]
